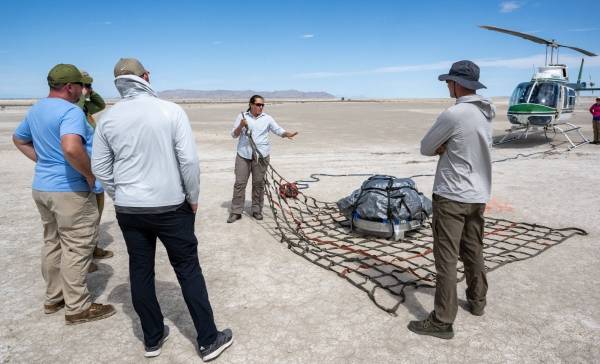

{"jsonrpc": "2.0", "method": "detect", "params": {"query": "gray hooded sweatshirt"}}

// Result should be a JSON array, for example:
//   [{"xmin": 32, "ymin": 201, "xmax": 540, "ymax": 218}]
[
  {"xmin": 92, "ymin": 75, "xmax": 200, "ymax": 211},
  {"xmin": 420, "ymin": 94, "xmax": 495, "ymax": 204}
]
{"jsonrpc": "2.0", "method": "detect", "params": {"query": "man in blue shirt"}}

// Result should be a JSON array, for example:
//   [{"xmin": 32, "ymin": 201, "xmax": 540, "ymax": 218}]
[{"xmin": 12, "ymin": 64, "xmax": 115, "ymax": 325}]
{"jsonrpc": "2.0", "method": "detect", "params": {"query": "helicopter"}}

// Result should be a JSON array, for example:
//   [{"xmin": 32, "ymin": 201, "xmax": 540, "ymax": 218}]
[{"xmin": 480, "ymin": 25, "xmax": 600, "ymax": 149}]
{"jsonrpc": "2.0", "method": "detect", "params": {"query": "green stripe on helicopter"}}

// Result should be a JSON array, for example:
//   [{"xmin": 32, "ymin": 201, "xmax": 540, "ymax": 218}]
[{"xmin": 508, "ymin": 104, "xmax": 556, "ymax": 114}]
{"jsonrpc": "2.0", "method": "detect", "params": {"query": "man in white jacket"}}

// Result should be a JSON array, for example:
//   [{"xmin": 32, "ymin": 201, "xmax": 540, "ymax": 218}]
[
  {"xmin": 408, "ymin": 60, "xmax": 495, "ymax": 339},
  {"xmin": 92, "ymin": 58, "xmax": 232, "ymax": 361}
]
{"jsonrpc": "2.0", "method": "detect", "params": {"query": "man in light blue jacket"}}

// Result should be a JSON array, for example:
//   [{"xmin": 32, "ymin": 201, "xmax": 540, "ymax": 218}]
[{"xmin": 409, "ymin": 60, "xmax": 495, "ymax": 339}]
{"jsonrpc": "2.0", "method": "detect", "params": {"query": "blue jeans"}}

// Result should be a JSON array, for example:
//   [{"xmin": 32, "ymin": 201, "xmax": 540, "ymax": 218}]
[{"xmin": 116, "ymin": 203, "xmax": 218, "ymax": 347}]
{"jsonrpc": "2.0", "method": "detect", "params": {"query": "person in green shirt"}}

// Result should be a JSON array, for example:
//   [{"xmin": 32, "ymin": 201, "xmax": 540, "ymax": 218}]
[{"xmin": 78, "ymin": 71, "xmax": 113, "ymax": 262}]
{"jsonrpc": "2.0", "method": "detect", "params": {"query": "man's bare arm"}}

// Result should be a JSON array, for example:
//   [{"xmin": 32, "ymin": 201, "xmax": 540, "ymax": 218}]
[
  {"xmin": 61, "ymin": 134, "xmax": 95, "ymax": 189},
  {"xmin": 13, "ymin": 135, "xmax": 37, "ymax": 162}
]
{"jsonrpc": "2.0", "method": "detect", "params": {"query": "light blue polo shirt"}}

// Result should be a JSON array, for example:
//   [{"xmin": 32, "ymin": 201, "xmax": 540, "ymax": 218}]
[{"xmin": 14, "ymin": 97, "xmax": 91, "ymax": 192}]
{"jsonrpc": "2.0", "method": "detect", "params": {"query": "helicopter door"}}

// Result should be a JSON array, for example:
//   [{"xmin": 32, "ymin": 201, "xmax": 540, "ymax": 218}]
[{"xmin": 558, "ymin": 86, "xmax": 565, "ymax": 112}]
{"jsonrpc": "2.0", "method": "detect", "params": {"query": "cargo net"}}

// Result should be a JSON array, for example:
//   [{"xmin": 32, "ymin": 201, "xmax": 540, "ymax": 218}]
[{"xmin": 258, "ymin": 161, "xmax": 587, "ymax": 314}]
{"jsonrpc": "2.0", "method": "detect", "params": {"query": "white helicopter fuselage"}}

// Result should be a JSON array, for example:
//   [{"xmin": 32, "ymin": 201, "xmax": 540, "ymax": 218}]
[{"xmin": 507, "ymin": 65, "xmax": 576, "ymax": 127}]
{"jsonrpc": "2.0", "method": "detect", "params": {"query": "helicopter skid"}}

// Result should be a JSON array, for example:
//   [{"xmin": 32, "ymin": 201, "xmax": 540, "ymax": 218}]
[{"xmin": 494, "ymin": 122, "xmax": 589, "ymax": 150}]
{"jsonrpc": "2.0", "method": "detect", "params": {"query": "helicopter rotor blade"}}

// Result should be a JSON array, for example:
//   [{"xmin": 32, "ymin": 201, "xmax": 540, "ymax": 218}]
[
  {"xmin": 479, "ymin": 25, "xmax": 554, "ymax": 46},
  {"xmin": 480, "ymin": 25, "xmax": 598, "ymax": 57},
  {"xmin": 560, "ymin": 45, "xmax": 597, "ymax": 57}
]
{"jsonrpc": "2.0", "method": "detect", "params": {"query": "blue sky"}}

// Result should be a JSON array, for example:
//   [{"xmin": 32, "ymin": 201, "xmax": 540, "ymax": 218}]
[{"xmin": 1, "ymin": 0, "xmax": 599, "ymax": 98}]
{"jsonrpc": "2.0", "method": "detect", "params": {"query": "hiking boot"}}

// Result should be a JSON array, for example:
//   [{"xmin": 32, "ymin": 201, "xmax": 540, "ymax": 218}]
[
  {"xmin": 407, "ymin": 312, "xmax": 454, "ymax": 339},
  {"xmin": 88, "ymin": 262, "xmax": 98, "ymax": 273},
  {"xmin": 199, "ymin": 328, "xmax": 233, "ymax": 362},
  {"xmin": 65, "ymin": 303, "xmax": 116, "ymax": 325},
  {"xmin": 465, "ymin": 289, "xmax": 485, "ymax": 316},
  {"xmin": 44, "ymin": 300, "xmax": 65, "ymax": 314},
  {"xmin": 144, "ymin": 325, "xmax": 170, "ymax": 358},
  {"xmin": 469, "ymin": 304, "xmax": 485, "ymax": 316},
  {"xmin": 252, "ymin": 212, "xmax": 263, "ymax": 220},
  {"xmin": 93, "ymin": 246, "xmax": 114, "ymax": 259},
  {"xmin": 227, "ymin": 214, "xmax": 241, "ymax": 223}
]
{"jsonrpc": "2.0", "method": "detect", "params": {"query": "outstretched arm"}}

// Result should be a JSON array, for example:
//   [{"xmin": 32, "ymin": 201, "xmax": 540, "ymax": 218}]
[{"xmin": 282, "ymin": 131, "xmax": 298, "ymax": 139}]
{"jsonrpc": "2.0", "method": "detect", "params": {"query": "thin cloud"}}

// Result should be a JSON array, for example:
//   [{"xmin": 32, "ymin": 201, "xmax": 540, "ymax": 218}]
[
  {"xmin": 500, "ymin": 1, "xmax": 521, "ymax": 13},
  {"xmin": 293, "ymin": 54, "xmax": 600, "ymax": 79},
  {"xmin": 568, "ymin": 28, "xmax": 598, "ymax": 32},
  {"xmin": 301, "ymin": 34, "xmax": 315, "ymax": 39}
]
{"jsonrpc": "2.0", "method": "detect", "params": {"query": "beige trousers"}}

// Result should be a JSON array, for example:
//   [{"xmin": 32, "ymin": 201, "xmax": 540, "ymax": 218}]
[
  {"xmin": 230, "ymin": 154, "xmax": 270, "ymax": 215},
  {"xmin": 32, "ymin": 190, "xmax": 99, "ymax": 314}
]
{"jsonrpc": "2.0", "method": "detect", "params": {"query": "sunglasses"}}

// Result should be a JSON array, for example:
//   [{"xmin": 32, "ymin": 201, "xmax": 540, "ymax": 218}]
[{"xmin": 253, "ymin": 103, "xmax": 265, "ymax": 107}]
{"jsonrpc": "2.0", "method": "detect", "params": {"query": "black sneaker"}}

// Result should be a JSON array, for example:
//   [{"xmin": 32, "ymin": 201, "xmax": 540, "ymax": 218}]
[
  {"xmin": 199, "ymin": 329, "xmax": 233, "ymax": 362},
  {"xmin": 252, "ymin": 212, "xmax": 263, "ymax": 220},
  {"xmin": 144, "ymin": 325, "xmax": 170, "ymax": 358},
  {"xmin": 407, "ymin": 312, "xmax": 454, "ymax": 339}
]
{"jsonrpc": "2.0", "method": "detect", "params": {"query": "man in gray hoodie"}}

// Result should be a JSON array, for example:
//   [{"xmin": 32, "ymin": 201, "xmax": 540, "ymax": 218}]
[
  {"xmin": 92, "ymin": 58, "xmax": 233, "ymax": 361},
  {"xmin": 408, "ymin": 60, "xmax": 495, "ymax": 339}
]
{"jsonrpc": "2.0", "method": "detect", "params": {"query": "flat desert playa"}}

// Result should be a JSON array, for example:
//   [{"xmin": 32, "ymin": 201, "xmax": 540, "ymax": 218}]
[{"xmin": 1, "ymin": 98, "xmax": 599, "ymax": 363}]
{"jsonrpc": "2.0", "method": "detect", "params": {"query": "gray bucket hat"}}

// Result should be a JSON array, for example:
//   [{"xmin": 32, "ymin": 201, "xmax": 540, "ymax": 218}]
[{"xmin": 438, "ymin": 60, "xmax": 486, "ymax": 90}]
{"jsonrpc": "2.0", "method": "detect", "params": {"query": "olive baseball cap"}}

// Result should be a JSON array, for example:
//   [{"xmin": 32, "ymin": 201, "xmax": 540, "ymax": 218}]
[
  {"xmin": 114, "ymin": 58, "xmax": 148, "ymax": 77},
  {"xmin": 47, "ymin": 64, "xmax": 83, "ymax": 87},
  {"xmin": 81, "ymin": 71, "xmax": 93, "ymax": 84}
]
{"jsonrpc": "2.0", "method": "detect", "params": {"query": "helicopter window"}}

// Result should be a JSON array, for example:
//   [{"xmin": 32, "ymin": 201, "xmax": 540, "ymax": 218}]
[
  {"xmin": 567, "ymin": 89, "xmax": 576, "ymax": 109},
  {"xmin": 510, "ymin": 82, "xmax": 534, "ymax": 105},
  {"xmin": 529, "ymin": 83, "xmax": 559, "ymax": 107}
]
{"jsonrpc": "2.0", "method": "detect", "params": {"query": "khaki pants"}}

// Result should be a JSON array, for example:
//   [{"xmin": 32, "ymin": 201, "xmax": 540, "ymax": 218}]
[
  {"xmin": 593, "ymin": 119, "xmax": 599, "ymax": 142},
  {"xmin": 230, "ymin": 154, "xmax": 270, "ymax": 215},
  {"xmin": 93, "ymin": 192, "xmax": 104, "ymax": 247},
  {"xmin": 32, "ymin": 190, "xmax": 99, "ymax": 314},
  {"xmin": 432, "ymin": 194, "xmax": 488, "ymax": 324}
]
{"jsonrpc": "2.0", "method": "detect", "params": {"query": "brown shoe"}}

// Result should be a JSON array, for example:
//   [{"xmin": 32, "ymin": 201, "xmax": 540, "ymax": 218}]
[
  {"xmin": 44, "ymin": 300, "xmax": 65, "ymax": 314},
  {"xmin": 88, "ymin": 262, "xmax": 98, "ymax": 273},
  {"xmin": 93, "ymin": 247, "xmax": 114, "ymax": 259},
  {"xmin": 65, "ymin": 303, "xmax": 116, "ymax": 325}
]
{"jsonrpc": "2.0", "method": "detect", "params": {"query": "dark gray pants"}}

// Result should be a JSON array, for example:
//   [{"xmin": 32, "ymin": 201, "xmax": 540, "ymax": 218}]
[
  {"xmin": 432, "ymin": 194, "xmax": 488, "ymax": 323},
  {"xmin": 230, "ymin": 154, "xmax": 270, "ymax": 215}
]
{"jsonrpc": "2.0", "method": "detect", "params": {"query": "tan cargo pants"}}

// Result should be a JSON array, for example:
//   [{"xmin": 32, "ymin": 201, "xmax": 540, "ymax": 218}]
[
  {"xmin": 32, "ymin": 190, "xmax": 99, "ymax": 314},
  {"xmin": 230, "ymin": 154, "xmax": 270, "ymax": 215},
  {"xmin": 432, "ymin": 194, "xmax": 488, "ymax": 324}
]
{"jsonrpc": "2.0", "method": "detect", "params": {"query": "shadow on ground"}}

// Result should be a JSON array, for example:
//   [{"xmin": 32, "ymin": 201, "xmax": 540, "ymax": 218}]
[{"xmin": 108, "ymin": 281, "xmax": 198, "ymax": 348}]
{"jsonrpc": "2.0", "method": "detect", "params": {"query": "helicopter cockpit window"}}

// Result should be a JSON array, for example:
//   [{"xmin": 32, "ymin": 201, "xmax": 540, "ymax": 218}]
[
  {"xmin": 510, "ymin": 82, "xmax": 534, "ymax": 105},
  {"xmin": 529, "ymin": 83, "xmax": 559, "ymax": 107}
]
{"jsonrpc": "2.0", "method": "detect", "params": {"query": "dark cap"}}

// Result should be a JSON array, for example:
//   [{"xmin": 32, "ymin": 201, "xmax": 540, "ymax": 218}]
[
  {"xmin": 47, "ymin": 64, "xmax": 83, "ymax": 87},
  {"xmin": 438, "ymin": 60, "xmax": 486, "ymax": 90},
  {"xmin": 114, "ymin": 58, "xmax": 147, "ymax": 77},
  {"xmin": 81, "ymin": 71, "xmax": 93, "ymax": 84}
]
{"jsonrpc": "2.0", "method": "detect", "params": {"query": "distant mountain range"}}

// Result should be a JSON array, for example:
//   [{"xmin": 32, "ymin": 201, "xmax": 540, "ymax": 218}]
[{"xmin": 157, "ymin": 89, "xmax": 336, "ymax": 100}]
